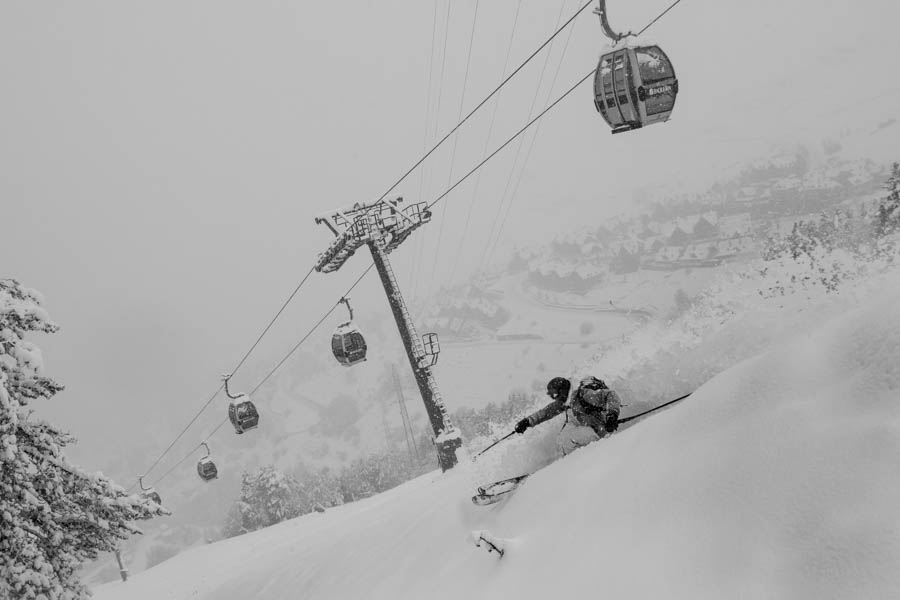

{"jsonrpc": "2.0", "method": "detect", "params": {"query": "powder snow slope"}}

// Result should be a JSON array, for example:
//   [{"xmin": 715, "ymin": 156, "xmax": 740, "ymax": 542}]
[{"xmin": 94, "ymin": 274, "xmax": 900, "ymax": 600}]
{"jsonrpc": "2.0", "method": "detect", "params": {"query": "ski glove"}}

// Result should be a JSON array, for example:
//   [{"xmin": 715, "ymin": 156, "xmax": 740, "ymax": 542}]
[
  {"xmin": 604, "ymin": 411, "xmax": 619, "ymax": 433},
  {"xmin": 514, "ymin": 418, "xmax": 531, "ymax": 434}
]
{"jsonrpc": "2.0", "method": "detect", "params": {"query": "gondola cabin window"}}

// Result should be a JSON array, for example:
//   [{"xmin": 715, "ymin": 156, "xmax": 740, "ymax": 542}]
[
  {"xmin": 331, "ymin": 335, "xmax": 344, "ymax": 358},
  {"xmin": 595, "ymin": 55, "xmax": 614, "ymax": 119},
  {"xmin": 344, "ymin": 331, "xmax": 364, "ymax": 353},
  {"xmin": 635, "ymin": 46, "xmax": 673, "ymax": 82}
]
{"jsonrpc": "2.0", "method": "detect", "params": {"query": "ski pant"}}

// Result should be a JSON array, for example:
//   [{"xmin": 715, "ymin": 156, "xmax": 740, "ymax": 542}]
[{"xmin": 556, "ymin": 420, "xmax": 602, "ymax": 456}]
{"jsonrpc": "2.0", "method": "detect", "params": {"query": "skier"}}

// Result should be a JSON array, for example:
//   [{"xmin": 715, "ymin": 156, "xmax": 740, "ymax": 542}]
[
  {"xmin": 472, "ymin": 376, "xmax": 624, "ymax": 506},
  {"xmin": 514, "ymin": 376, "xmax": 621, "ymax": 455}
]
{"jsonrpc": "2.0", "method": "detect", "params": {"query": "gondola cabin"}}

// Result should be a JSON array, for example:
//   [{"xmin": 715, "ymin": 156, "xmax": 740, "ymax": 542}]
[
  {"xmin": 228, "ymin": 394, "xmax": 259, "ymax": 434},
  {"xmin": 332, "ymin": 322, "xmax": 367, "ymax": 367},
  {"xmin": 594, "ymin": 44, "xmax": 678, "ymax": 134},
  {"xmin": 197, "ymin": 457, "xmax": 218, "ymax": 481},
  {"xmin": 141, "ymin": 488, "xmax": 162, "ymax": 505}
]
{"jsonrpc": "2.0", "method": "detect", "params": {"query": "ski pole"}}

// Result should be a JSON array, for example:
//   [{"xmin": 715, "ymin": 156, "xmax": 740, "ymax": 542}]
[
  {"xmin": 619, "ymin": 392, "xmax": 692, "ymax": 424},
  {"xmin": 473, "ymin": 431, "xmax": 516, "ymax": 460}
]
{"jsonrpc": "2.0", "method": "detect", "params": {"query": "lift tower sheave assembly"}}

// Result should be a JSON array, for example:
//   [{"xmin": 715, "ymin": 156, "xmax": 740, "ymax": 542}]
[{"xmin": 314, "ymin": 197, "xmax": 463, "ymax": 471}]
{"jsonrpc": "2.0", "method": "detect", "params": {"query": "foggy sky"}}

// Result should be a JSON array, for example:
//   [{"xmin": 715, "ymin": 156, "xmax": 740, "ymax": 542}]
[{"xmin": 2, "ymin": 0, "xmax": 898, "ymax": 478}]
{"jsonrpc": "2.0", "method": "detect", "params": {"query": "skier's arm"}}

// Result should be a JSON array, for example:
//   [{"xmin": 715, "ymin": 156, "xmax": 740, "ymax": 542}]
[
  {"xmin": 525, "ymin": 399, "xmax": 567, "ymax": 427},
  {"xmin": 603, "ymin": 390, "xmax": 622, "ymax": 432},
  {"xmin": 604, "ymin": 389, "xmax": 622, "ymax": 415}
]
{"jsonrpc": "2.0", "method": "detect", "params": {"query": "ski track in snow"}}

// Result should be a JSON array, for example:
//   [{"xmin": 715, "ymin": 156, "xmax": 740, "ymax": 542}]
[{"xmin": 92, "ymin": 260, "xmax": 900, "ymax": 600}]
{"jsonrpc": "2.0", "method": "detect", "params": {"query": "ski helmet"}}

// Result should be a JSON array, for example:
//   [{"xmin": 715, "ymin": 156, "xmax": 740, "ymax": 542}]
[{"xmin": 546, "ymin": 377, "xmax": 571, "ymax": 400}]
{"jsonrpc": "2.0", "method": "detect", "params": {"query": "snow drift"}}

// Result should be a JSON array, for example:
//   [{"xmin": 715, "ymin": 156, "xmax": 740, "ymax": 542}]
[{"xmin": 94, "ymin": 269, "xmax": 900, "ymax": 599}]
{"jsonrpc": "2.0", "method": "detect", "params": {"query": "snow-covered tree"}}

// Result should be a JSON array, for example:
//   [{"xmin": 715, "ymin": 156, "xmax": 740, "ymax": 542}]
[
  {"xmin": 222, "ymin": 466, "xmax": 302, "ymax": 538},
  {"xmin": 249, "ymin": 466, "xmax": 302, "ymax": 527},
  {"xmin": 295, "ymin": 467, "xmax": 343, "ymax": 511},
  {"xmin": 876, "ymin": 162, "xmax": 900, "ymax": 237},
  {"xmin": 0, "ymin": 279, "xmax": 167, "ymax": 600}
]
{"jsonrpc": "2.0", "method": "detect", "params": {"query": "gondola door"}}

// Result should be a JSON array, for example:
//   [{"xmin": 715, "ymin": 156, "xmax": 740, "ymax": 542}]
[
  {"xmin": 633, "ymin": 45, "xmax": 678, "ymax": 126},
  {"xmin": 595, "ymin": 54, "xmax": 616, "ymax": 128},
  {"xmin": 611, "ymin": 49, "xmax": 638, "ymax": 128}
]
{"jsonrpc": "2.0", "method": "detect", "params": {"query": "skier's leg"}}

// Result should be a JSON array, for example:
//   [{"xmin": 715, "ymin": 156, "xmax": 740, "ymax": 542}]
[{"xmin": 557, "ymin": 421, "xmax": 601, "ymax": 456}]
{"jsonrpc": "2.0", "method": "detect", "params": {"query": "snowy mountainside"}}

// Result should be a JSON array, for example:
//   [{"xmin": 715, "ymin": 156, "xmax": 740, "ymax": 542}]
[
  {"xmin": 94, "ymin": 246, "xmax": 900, "ymax": 599},
  {"xmin": 133, "ymin": 149, "xmax": 892, "ymax": 488},
  {"xmin": 87, "ymin": 152, "xmax": 896, "ymax": 585}
]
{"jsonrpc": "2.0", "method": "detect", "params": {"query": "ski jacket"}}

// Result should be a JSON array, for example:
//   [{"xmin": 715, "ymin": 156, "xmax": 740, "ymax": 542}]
[{"xmin": 525, "ymin": 376, "xmax": 622, "ymax": 436}]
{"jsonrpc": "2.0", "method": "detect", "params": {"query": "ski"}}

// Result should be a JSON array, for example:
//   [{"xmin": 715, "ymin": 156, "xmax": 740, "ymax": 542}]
[
  {"xmin": 472, "ymin": 530, "xmax": 508, "ymax": 557},
  {"xmin": 471, "ymin": 474, "xmax": 530, "ymax": 506}
]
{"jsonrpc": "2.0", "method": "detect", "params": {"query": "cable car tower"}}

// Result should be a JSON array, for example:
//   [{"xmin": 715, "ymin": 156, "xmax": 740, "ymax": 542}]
[{"xmin": 314, "ymin": 197, "xmax": 462, "ymax": 471}]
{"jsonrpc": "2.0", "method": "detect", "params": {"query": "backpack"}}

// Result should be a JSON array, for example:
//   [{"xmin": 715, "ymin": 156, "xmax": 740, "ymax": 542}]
[
  {"xmin": 574, "ymin": 376, "xmax": 615, "ymax": 413},
  {"xmin": 578, "ymin": 376, "xmax": 608, "ymax": 393}
]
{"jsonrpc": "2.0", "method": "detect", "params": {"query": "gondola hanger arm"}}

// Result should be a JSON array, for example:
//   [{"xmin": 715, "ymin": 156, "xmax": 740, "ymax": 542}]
[
  {"xmin": 221, "ymin": 373, "xmax": 242, "ymax": 400},
  {"xmin": 339, "ymin": 296, "xmax": 354, "ymax": 321},
  {"xmin": 593, "ymin": 0, "xmax": 633, "ymax": 43}
]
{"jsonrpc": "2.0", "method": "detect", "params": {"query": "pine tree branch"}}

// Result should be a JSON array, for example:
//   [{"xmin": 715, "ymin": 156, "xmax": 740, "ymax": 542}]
[{"xmin": 20, "ymin": 523, "xmax": 47, "ymax": 540}]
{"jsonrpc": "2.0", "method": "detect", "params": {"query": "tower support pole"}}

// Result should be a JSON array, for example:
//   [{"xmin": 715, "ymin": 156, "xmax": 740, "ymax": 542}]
[{"xmin": 369, "ymin": 243, "xmax": 462, "ymax": 471}]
